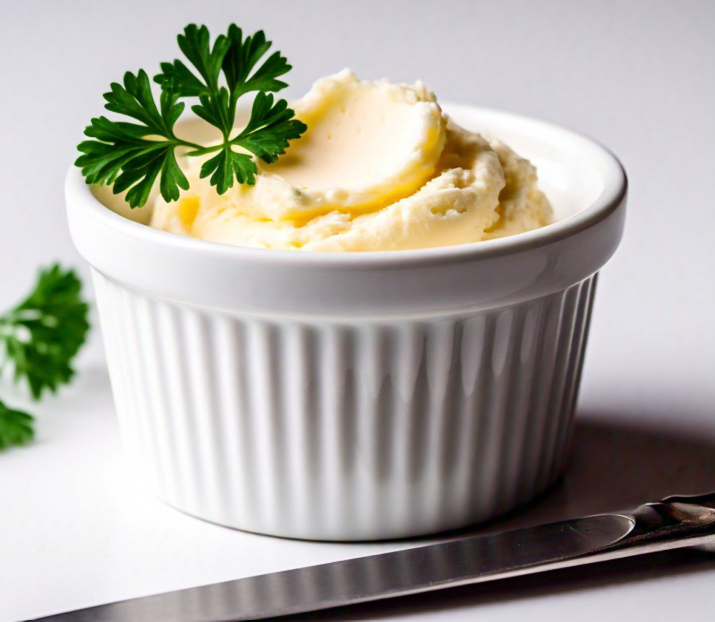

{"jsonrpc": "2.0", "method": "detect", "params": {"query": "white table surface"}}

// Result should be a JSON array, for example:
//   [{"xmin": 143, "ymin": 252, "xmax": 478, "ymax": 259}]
[{"xmin": 1, "ymin": 1, "xmax": 714, "ymax": 620}]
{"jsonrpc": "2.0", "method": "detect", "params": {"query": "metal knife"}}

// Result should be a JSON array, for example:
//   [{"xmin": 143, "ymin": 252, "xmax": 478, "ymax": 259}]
[{"xmin": 30, "ymin": 491, "xmax": 715, "ymax": 622}]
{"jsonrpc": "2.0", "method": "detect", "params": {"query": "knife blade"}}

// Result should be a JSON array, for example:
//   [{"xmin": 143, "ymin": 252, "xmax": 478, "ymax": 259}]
[{"xmin": 30, "ymin": 492, "xmax": 715, "ymax": 622}]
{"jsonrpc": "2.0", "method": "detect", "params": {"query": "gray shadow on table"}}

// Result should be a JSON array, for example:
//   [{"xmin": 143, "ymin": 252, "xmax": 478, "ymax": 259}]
[{"xmin": 280, "ymin": 413, "xmax": 715, "ymax": 620}]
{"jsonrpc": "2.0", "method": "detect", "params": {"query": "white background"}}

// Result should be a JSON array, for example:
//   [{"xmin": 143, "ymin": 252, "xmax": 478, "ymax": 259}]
[{"xmin": 1, "ymin": 1, "xmax": 714, "ymax": 620}]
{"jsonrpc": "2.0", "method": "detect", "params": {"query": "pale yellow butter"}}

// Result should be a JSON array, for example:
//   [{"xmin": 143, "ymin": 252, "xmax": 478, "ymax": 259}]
[{"xmin": 150, "ymin": 70, "xmax": 553, "ymax": 251}]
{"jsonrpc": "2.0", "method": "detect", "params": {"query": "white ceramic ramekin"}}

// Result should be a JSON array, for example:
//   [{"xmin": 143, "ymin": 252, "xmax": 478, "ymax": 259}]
[{"xmin": 65, "ymin": 105, "xmax": 626, "ymax": 541}]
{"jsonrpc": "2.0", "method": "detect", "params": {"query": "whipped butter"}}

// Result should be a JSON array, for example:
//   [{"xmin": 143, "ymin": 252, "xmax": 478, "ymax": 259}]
[{"xmin": 150, "ymin": 70, "xmax": 553, "ymax": 251}]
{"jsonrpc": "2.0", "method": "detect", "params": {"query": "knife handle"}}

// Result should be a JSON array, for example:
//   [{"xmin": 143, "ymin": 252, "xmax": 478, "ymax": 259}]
[
  {"xmin": 600, "ymin": 491, "xmax": 715, "ymax": 557},
  {"xmin": 660, "ymin": 490, "xmax": 715, "ymax": 509}
]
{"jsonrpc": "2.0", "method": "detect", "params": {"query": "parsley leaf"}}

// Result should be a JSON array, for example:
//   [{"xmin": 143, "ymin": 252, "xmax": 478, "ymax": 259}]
[
  {"xmin": 75, "ymin": 70, "xmax": 192, "ymax": 208},
  {"xmin": 233, "ymin": 92, "xmax": 307, "ymax": 165},
  {"xmin": 200, "ymin": 146, "xmax": 257, "ymax": 192},
  {"xmin": 77, "ymin": 24, "xmax": 306, "ymax": 207},
  {"xmin": 222, "ymin": 25, "xmax": 291, "ymax": 98},
  {"xmin": 0, "ymin": 399, "xmax": 34, "ymax": 450},
  {"xmin": 0, "ymin": 264, "xmax": 90, "ymax": 400},
  {"xmin": 197, "ymin": 93, "xmax": 307, "ymax": 191}
]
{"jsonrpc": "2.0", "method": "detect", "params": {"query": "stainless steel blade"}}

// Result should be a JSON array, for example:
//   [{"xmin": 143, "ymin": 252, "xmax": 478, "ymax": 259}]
[
  {"xmin": 29, "ymin": 491, "xmax": 715, "ymax": 621},
  {"xmin": 30, "ymin": 514, "xmax": 633, "ymax": 622}
]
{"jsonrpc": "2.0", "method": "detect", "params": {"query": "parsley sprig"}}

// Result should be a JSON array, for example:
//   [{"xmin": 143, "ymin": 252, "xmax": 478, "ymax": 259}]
[
  {"xmin": 0, "ymin": 265, "xmax": 90, "ymax": 450},
  {"xmin": 76, "ymin": 24, "xmax": 307, "ymax": 207}
]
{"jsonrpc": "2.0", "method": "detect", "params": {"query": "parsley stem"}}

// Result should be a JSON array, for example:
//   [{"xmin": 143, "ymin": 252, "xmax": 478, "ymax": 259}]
[
  {"xmin": 175, "ymin": 140, "xmax": 205, "ymax": 151},
  {"xmin": 184, "ymin": 144, "xmax": 225, "ymax": 157}
]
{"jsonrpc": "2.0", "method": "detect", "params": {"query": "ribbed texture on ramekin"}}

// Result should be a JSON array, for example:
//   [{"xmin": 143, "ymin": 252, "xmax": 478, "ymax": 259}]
[{"xmin": 93, "ymin": 270, "xmax": 597, "ymax": 540}]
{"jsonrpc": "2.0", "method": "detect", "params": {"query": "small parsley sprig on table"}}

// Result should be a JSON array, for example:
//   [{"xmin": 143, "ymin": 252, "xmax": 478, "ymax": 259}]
[
  {"xmin": 75, "ymin": 24, "xmax": 307, "ymax": 208},
  {"xmin": 0, "ymin": 265, "xmax": 90, "ymax": 450}
]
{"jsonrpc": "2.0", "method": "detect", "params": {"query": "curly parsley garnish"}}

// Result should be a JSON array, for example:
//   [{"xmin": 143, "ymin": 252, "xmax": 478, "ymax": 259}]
[
  {"xmin": 75, "ymin": 24, "xmax": 307, "ymax": 207},
  {"xmin": 0, "ymin": 265, "xmax": 89, "ymax": 450}
]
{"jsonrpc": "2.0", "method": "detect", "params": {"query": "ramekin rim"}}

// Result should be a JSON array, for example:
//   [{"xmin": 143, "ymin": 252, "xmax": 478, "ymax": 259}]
[{"xmin": 66, "ymin": 105, "xmax": 627, "ymax": 267}]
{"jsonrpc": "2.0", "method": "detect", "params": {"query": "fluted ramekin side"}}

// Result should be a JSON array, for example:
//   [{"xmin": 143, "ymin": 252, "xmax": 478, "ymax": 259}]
[{"xmin": 93, "ymin": 269, "xmax": 596, "ymax": 540}]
